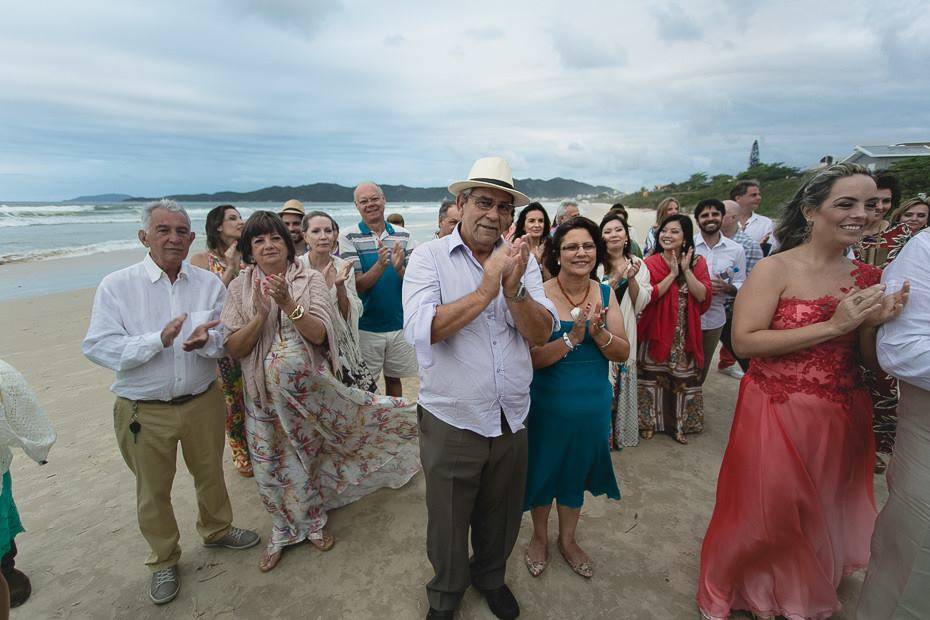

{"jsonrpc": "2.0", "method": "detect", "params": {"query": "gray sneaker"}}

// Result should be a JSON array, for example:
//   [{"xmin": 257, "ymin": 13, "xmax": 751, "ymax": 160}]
[
  {"xmin": 204, "ymin": 526, "xmax": 260, "ymax": 550},
  {"xmin": 149, "ymin": 566, "xmax": 180, "ymax": 605}
]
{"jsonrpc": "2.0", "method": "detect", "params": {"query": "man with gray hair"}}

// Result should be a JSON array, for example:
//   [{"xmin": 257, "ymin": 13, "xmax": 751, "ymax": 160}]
[
  {"xmin": 552, "ymin": 199, "xmax": 580, "ymax": 233},
  {"xmin": 82, "ymin": 199, "xmax": 259, "ymax": 605},
  {"xmin": 436, "ymin": 198, "xmax": 462, "ymax": 238}
]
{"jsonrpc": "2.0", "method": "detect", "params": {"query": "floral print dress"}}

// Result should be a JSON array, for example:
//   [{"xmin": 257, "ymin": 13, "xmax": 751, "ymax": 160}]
[
  {"xmin": 207, "ymin": 252, "xmax": 252, "ymax": 476},
  {"xmin": 247, "ymin": 316, "xmax": 420, "ymax": 551}
]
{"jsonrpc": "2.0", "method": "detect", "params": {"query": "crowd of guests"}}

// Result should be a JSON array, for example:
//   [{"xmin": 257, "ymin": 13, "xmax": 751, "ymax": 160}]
[{"xmin": 0, "ymin": 153, "xmax": 907, "ymax": 619}]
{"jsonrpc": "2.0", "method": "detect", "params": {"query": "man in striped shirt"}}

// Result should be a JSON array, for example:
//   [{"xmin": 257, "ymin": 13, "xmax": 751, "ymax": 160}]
[{"xmin": 338, "ymin": 182, "xmax": 418, "ymax": 397}]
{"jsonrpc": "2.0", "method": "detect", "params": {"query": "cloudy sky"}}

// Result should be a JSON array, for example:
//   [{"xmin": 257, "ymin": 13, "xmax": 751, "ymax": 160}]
[{"xmin": 1, "ymin": 0, "xmax": 927, "ymax": 200}]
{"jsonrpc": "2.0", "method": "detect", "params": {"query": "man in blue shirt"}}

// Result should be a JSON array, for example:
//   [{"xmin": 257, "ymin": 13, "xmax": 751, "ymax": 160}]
[{"xmin": 338, "ymin": 182, "xmax": 418, "ymax": 397}]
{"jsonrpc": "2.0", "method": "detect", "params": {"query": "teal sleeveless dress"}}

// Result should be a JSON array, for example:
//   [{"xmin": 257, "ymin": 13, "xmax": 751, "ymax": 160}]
[{"xmin": 524, "ymin": 283, "xmax": 621, "ymax": 510}]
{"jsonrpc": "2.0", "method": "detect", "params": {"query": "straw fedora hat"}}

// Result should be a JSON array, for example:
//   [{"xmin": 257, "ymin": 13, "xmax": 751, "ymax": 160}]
[
  {"xmin": 279, "ymin": 199, "xmax": 305, "ymax": 217},
  {"xmin": 448, "ymin": 156, "xmax": 530, "ymax": 207}
]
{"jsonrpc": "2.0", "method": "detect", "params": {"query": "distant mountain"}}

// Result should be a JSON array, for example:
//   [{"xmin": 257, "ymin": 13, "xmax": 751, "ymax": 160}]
[
  {"xmin": 66, "ymin": 193, "xmax": 133, "ymax": 203},
  {"xmin": 127, "ymin": 178, "xmax": 617, "ymax": 203}
]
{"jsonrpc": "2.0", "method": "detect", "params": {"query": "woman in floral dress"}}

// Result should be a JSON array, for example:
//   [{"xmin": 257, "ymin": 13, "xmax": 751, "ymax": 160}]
[
  {"xmin": 190, "ymin": 204, "xmax": 252, "ymax": 476},
  {"xmin": 222, "ymin": 211, "xmax": 420, "ymax": 572}
]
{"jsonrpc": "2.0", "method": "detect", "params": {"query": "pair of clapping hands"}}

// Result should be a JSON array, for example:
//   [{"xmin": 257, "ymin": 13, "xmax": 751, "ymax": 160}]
[
  {"xmin": 661, "ymin": 248, "xmax": 695, "ymax": 276},
  {"xmin": 160, "ymin": 313, "xmax": 219, "ymax": 351},
  {"xmin": 374, "ymin": 238, "xmax": 406, "ymax": 272},
  {"xmin": 482, "ymin": 237, "xmax": 534, "ymax": 296},
  {"xmin": 565, "ymin": 301, "xmax": 609, "ymax": 347},
  {"xmin": 830, "ymin": 281, "xmax": 910, "ymax": 333}
]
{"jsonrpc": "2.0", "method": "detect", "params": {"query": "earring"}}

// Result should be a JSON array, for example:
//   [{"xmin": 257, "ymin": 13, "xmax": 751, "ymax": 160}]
[{"xmin": 802, "ymin": 219, "xmax": 813, "ymax": 243}]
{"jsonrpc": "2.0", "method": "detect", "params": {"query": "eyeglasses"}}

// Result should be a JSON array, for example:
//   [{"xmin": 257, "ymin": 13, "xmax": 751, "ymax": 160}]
[
  {"xmin": 561, "ymin": 243, "xmax": 597, "ymax": 253},
  {"xmin": 470, "ymin": 196, "xmax": 514, "ymax": 214}
]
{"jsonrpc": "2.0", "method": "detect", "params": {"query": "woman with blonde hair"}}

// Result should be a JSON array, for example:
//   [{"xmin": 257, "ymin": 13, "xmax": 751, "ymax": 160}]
[
  {"xmin": 890, "ymin": 196, "xmax": 930, "ymax": 232},
  {"xmin": 643, "ymin": 197, "xmax": 680, "ymax": 255}
]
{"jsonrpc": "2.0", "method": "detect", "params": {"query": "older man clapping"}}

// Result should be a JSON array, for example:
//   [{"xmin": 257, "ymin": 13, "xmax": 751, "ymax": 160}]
[
  {"xmin": 82, "ymin": 200, "xmax": 258, "ymax": 606},
  {"xmin": 403, "ymin": 157, "xmax": 557, "ymax": 620}
]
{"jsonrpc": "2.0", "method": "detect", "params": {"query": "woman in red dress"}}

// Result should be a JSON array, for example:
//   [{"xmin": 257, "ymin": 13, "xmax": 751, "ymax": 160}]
[{"xmin": 697, "ymin": 163, "xmax": 908, "ymax": 619}]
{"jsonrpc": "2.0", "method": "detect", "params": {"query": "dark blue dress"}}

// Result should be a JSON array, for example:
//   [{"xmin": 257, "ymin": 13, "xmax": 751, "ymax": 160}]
[{"xmin": 523, "ymin": 284, "xmax": 621, "ymax": 510}]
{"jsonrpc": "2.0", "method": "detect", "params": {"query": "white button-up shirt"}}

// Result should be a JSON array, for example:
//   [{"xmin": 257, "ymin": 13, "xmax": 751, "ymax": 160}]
[
  {"xmin": 402, "ymin": 228, "xmax": 559, "ymax": 437},
  {"xmin": 740, "ymin": 212, "xmax": 775, "ymax": 246},
  {"xmin": 693, "ymin": 233, "xmax": 746, "ymax": 330},
  {"xmin": 82, "ymin": 254, "xmax": 226, "ymax": 401},
  {"xmin": 878, "ymin": 230, "xmax": 930, "ymax": 392}
]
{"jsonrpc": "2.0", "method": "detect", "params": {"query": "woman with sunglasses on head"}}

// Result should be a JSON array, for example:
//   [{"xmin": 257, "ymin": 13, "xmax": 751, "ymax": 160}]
[
  {"xmin": 522, "ymin": 217, "xmax": 629, "ymax": 580},
  {"xmin": 599, "ymin": 212, "xmax": 652, "ymax": 449},
  {"xmin": 637, "ymin": 213, "xmax": 711, "ymax": 444}
]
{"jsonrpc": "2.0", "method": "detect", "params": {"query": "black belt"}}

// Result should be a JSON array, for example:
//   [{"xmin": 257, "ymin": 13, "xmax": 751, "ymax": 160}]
[{"xmin": 134, "ymin": 383, "xmax": 212, "ymax": 406}]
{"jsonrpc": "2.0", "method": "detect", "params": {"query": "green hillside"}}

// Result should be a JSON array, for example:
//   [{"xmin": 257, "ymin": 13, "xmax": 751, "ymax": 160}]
[{"xmin": 619, "ymin": 157, "xmax": 930, "ymax": 219}]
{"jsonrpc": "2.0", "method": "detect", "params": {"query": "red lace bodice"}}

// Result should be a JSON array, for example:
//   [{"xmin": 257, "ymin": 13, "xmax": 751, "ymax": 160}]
[{"xmin": 746, "ymin": 263, "xmax": 881, "ymax": 405}]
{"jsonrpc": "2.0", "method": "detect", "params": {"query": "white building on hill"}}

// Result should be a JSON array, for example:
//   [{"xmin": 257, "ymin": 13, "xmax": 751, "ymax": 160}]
[{"xmin": 840, "ymin": 142, "xmax": 930, "ymax": 171}]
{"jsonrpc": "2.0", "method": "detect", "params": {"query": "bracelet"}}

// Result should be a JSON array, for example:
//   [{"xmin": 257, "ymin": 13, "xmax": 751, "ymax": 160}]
[
  {"xmin": 598, "ymin": 332, "xmax": 614, "ymax": 349},
  {"xmin": 288, "ymin": 304, "xmax": 305, "ymax": 321},
  {"xmin": 561, "ymin": 332, "xmax": 575, "ymax": 352}
]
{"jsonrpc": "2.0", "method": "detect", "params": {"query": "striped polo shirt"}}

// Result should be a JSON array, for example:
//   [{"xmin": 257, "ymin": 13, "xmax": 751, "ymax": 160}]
[{"xmin": 338, "ymin": 220, "xmax": 416, "ymax": 333}]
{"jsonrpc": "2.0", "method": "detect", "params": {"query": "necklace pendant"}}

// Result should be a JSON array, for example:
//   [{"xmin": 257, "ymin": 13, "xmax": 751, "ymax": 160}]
[{"xmin": 570, "ymin": 307, "xmax": 582, "ymax": 321}]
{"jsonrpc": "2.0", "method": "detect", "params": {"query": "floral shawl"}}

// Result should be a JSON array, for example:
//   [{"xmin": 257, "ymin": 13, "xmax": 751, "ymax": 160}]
[{"xmin": 221, "ymin": 260, "xmax": 339, "ymax": 409}]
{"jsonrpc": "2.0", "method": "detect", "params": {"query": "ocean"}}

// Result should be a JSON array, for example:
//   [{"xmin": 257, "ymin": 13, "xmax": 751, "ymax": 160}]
[
  {"xmin": 0, "ymin": 199, "xmax": 584, "ymax": 301},
  {"xmin": 0, "ymin": 200, "xmax": 454, "ymax": 265}
]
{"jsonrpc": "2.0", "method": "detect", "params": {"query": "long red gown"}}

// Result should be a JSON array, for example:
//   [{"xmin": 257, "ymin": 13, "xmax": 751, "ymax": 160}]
[{"xmin": 697, "ymin": 263, "xmax": 880, "ymax": 620}]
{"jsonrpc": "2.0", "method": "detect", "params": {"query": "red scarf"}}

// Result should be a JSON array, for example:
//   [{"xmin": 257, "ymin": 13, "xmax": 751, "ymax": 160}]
[{"xmin": 637, "ymin": 253, "xmax": 713, "ymax": 368}]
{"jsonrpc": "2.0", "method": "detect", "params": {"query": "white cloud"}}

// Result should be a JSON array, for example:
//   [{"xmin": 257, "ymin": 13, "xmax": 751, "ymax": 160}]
[{"xmin": 0, "ymin": 0, "xmax": 928, "ymax": 199}]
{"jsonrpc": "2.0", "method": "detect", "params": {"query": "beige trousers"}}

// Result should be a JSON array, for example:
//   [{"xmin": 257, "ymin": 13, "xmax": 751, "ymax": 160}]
[{"xmin": 114, "ymin": 383, "xmax": 233, "ymax": 571}]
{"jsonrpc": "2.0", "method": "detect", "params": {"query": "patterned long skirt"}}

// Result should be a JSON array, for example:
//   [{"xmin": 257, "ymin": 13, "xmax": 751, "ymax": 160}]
[
  {"xmin": 636, "ymin": 287, "xmax": 704, "ymax": 438},
  {"xmin": 245, "ymin": 323, "xmax": 420, "ymax": 553},
  {"xmin": 217, "ymin": 357, "xmax": 252, "ymax": 475},
  {"xmin": 610, "ymin": 360, "xmax": 640, "ymax": 449}
]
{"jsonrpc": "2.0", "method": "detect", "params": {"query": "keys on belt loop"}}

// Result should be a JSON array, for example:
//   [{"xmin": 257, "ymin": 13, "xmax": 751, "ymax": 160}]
[{"xmin": 130, "ymin": 400, "xmax": 141, "ymax": 443}]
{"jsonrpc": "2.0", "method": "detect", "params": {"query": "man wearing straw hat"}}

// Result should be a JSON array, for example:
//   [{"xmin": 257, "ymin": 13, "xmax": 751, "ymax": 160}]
[
  {"xmin": 403, "ymin": 157, "xmax": 558, "ymax": 619},
  {"xmin": 279, "ymin": 199, "xmax": 307, "ymax": 256}
]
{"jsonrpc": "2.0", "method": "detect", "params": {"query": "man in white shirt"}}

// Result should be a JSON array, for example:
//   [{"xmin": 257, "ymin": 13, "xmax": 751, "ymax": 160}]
[
  {"xmin": 403, "ymin": 157, "xmax": 557, "ymax": 620},
  {"xmin": 82, "ymin": 200, "xmax": 258, "ymax": 606},
  {"xmin": 731, "ymin": 180, "xmax": 775, "ymax": 254},
  {"xmin": 692, "ymin": 199, "xmax": 746, "ymax": 384},
  {"xmin": 860, "ymin": 229, "xmax": 930, "ymax": 619}
]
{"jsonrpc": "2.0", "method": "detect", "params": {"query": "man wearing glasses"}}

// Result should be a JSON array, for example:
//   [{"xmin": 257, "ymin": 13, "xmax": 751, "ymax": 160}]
[
  {"xmin": 403, "ymin": 157, "xmax": 558, "ymax": 619},
  {"xmin": 339, "ymin": 182, "xmax": 418, "ymax": 397}
]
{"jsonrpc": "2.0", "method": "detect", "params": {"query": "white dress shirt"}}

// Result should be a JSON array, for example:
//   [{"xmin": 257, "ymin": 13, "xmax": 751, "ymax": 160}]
[
  {"xmin": 740, "ymin": 212, "xmax": 775, "ymax": 246},
  {"xmin": 878, "ymin": 230, "xmax": 930, "ymax": 391},
  {"xmin": 402, "ymin": 228, "xmax": 559, "ymax": 437},
  {"xmin": 82, "ymin": 254, "xmax": 227, "ymax": 401},
  {"xmin": 693, "ymin": 233, "xmax": 746, "ymax": 330}
]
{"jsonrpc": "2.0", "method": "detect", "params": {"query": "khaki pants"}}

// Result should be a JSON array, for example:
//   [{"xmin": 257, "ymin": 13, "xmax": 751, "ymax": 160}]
[
  {"xmin": 699, "ymin": 327, "xmax": 724, "ymax": 385},
  {"xmin": 418, "ymin": 405, "xmax": 528, "ymax": 612},
  {"xmin": 114, "ymin": 383, "xmax": 233, "ymax": 571}
]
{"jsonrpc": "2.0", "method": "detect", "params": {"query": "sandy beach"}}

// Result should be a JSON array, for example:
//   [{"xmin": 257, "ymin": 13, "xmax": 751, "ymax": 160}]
[{"xmin": 0, "ymin": 204, "xmax": 885, "ymax": 619}]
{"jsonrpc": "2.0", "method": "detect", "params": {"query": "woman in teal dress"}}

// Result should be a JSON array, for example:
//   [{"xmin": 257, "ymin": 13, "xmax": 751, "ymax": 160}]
[{"xmin": 523, "ymin": 217, "xmax": 630, "ymax": 579}]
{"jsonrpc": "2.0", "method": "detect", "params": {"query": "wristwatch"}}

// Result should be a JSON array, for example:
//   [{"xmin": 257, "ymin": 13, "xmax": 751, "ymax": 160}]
[{"xmin": 504, "ymin": 283, "xmax": 528, "ymax": 302}]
